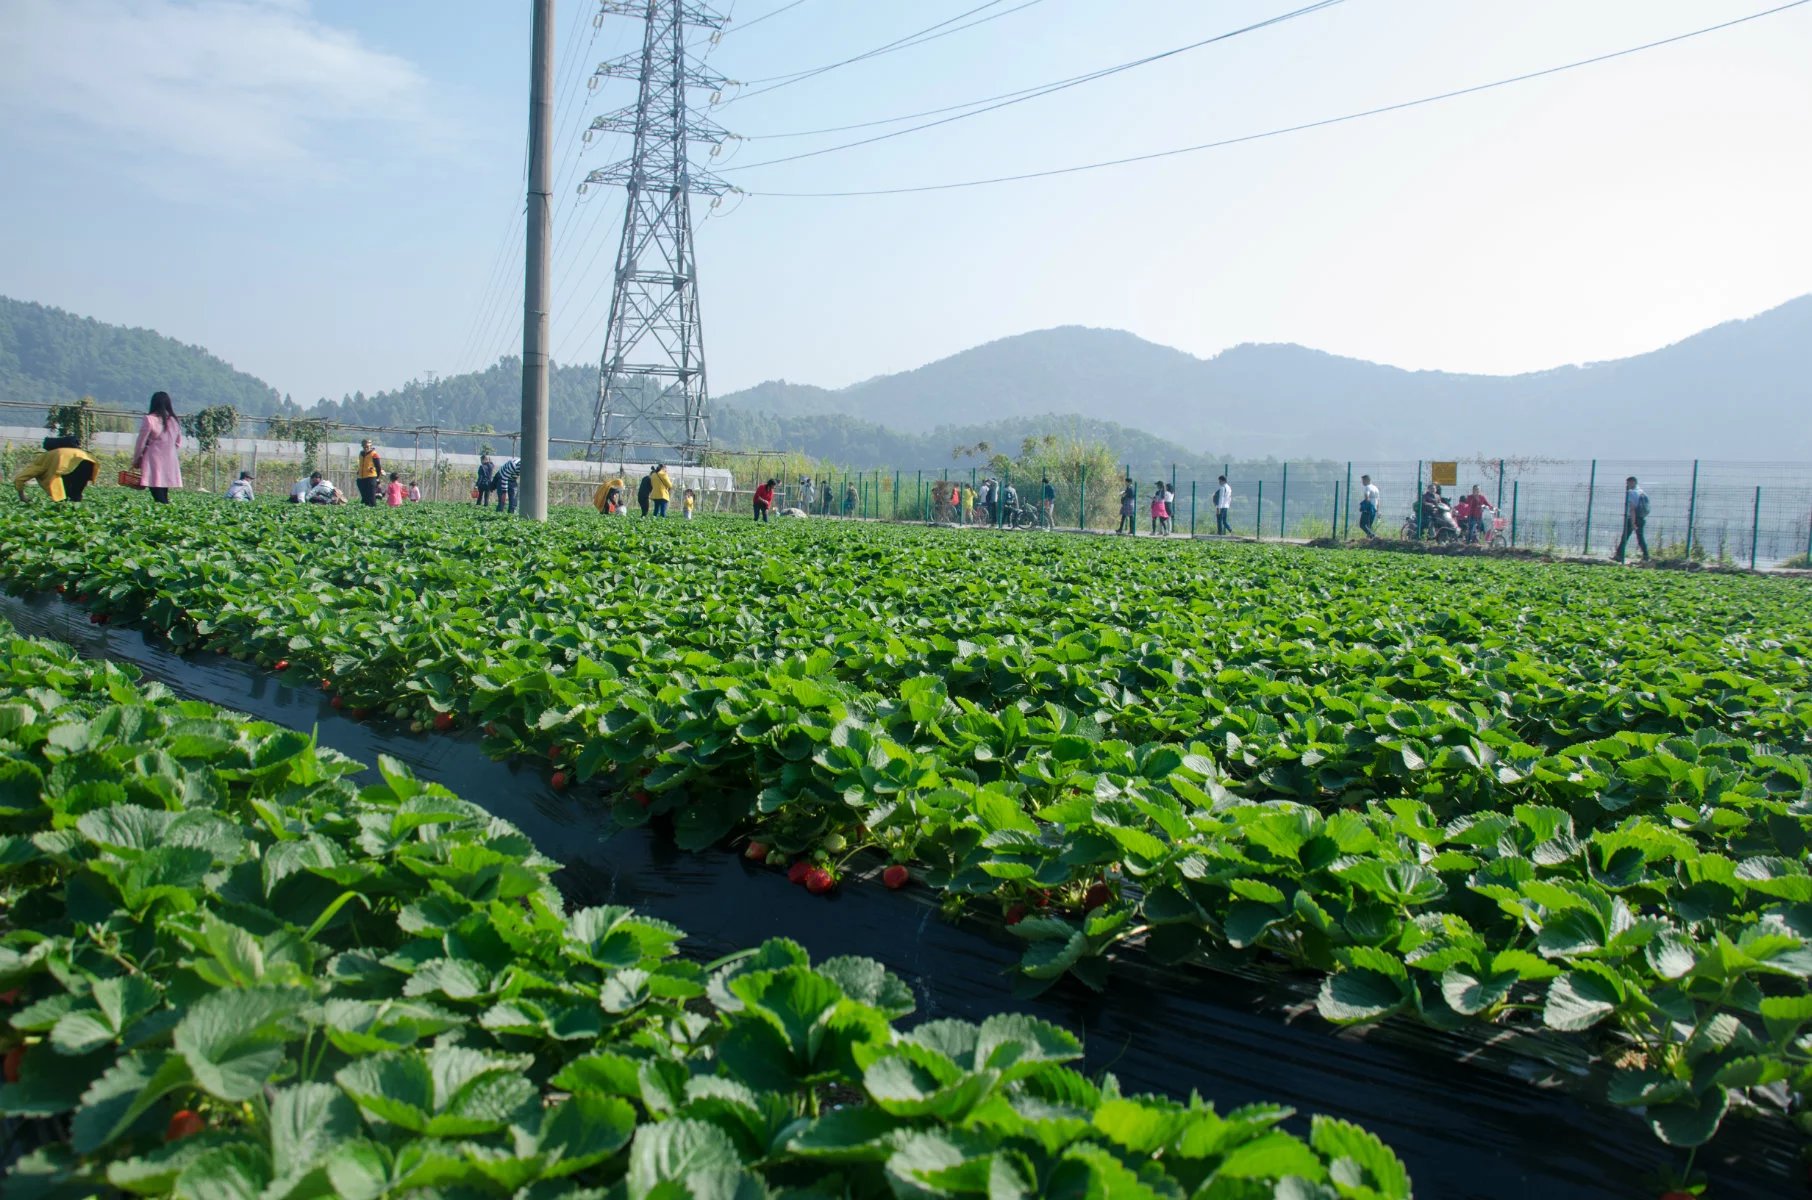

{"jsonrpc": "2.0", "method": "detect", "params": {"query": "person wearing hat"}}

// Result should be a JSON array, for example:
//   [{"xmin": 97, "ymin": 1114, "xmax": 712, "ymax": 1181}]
[
  {"xmin": 648, "ymin": 463, "xmax": 673, "ymax": 516},
  {"xmin": 14, "ymin": 442, "xmax": 97, "ymax": 503},
  {"xmin": 225, "ymin": 470, "xmax": 255, "ymax": 501}
]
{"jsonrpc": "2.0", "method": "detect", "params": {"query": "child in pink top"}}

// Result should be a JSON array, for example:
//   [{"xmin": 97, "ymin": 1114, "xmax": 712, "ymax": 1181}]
[{"xmin": 385, "ymin": 473, "xmax": 406, "ymax": 507}]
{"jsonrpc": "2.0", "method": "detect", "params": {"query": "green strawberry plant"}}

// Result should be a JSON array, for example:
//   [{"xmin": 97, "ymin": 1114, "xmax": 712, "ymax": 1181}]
[
  {"xmin": 0, "ymin": 493, "xmax": 1808, "ymax": 1157},
  {"xmin": 0, "ymin": 620, "xmax": 1411, "ymax": 1198}
]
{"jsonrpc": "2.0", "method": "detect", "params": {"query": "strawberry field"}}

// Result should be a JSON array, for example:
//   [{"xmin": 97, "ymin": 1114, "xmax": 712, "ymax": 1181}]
[{"xmin": 2, "ymin": 494, "xmax": 1810, "ymax": 1192}]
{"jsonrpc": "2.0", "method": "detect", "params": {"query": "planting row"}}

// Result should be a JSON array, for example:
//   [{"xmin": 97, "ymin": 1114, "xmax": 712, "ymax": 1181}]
[
  {"xmin": 0, "ymin": 497, "xmax": 1809, "ymax": 1152},
  {"xmin": 0, "ymin": 618, "xmax": 1413, "ymax": 1198}
]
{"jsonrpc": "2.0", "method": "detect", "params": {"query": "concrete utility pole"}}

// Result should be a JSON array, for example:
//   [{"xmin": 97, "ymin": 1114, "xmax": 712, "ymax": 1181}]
[{"xmin": 519, "ymin": 0, "xmax": 554, "ymax": 520}]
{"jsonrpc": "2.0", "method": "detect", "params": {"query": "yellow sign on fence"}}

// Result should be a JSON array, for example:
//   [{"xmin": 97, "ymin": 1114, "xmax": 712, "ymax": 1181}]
[{"xmin": 1430, "ymin": 461, "xmax": 1457, "ymax": 487}]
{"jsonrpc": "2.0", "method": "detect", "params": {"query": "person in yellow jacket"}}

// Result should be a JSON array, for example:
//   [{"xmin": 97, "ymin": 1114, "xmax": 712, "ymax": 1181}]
[
  {"xmin": 592, "ymin": 475, "xmax": 626, "ymax": 515},
  {"xmin": 14, "ymin": 446, "xmax": 98, "ymax": 503},
  {"xmin": 647, "ymin": 463, "xmax": 673, "ymax": 517}
]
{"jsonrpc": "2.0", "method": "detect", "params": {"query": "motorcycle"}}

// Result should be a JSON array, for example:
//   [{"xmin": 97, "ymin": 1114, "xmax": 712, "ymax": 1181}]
[{"xmin": 1400, "ymin": 495, "xmax": 1463, "ymax": 542}]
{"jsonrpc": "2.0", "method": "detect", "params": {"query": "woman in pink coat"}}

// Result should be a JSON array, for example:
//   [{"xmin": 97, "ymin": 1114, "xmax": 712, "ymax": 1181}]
[{"xmin": 131, "ymin": 391, "xmax": 184, "ymax": 503}]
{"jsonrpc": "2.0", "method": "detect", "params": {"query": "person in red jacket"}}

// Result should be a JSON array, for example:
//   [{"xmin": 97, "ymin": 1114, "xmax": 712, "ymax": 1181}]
[{"xmin": 752, "ymin": 478, "xmax": 776, "ymax": 523}]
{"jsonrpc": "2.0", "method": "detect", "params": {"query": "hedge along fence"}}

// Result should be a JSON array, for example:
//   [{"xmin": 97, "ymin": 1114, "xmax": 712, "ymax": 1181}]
[{"xmin": 0, "ymin": 620, "xmax": 1416, "ymax": 1198}]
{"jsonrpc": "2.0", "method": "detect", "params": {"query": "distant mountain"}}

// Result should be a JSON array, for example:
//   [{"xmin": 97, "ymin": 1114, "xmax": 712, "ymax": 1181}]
[
  {"xmin": 4, "ymin": 292, "xmax": 1806, "ymax": 461},
  {"xmin": 0, "ymin": 296, "xmax": 284, "ymax": 417},
  {"xmin": 716, "ymin": 296, "xmax": 1812, "ymax": 460}
]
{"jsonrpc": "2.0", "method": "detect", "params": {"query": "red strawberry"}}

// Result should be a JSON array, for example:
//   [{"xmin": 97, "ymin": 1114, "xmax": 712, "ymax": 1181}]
[
  {"xmin": 1005, "ymin": 903, "xmax": 1027, "ymax": 925},
  {"xmin": 550, "ymin": 771, "xmax": 569, "ymax": 792},
  {"xmin": 804, "ymin": 867, "xmax": 835, "ymax": 894},
  {"xmin": 1083, "ymin": 883, "xmax": 1114, "ymax": 912},
  {"xmin": 54, "ymin": 584, "xmax": 65, "ymax": 594},
  {"xmin": 165, "ymin": 1109, "xmax": 205, "ymax": 1141},
  {"xmin": 482, "ymin": 721, "xmax": 497, "ymax": 736},
  {"xmin": 0, "ymin": 989, "xmax": 19, "ymax": 1005},
  {"xmin": 273, "ymin": 659, "xmax": 289, "ymax": 671},
  {"xmin": 330, "ymin": 696, "xmax": 344, "ymax": 710},
  {"xmin": 547, "ymin": 745, "xmax": 562, "ymax": 761},
  {"xmin": 744, "ymin": 842, "xmax": 770, "ymax": 862},
  {"xmin": 1033, "ymin": 889, "xmax": 1052, "ymax": 908},
  {"xmin": 320, "ymin": 679, "xmax": 332, "ymax": 691},
  {"xmin": 2, "ymin": 1045, "xmax": 22, "ymax": 1083},
  {"xmin": 882, "ymin": 865, "xmax": 909, "ymax": 890},
  {"xmin": 786, "ymin": 861, "xmax": 812, "ymax": 885},
  {"xmin": 435, "ymin": 713, "xmax": 456, "ymax": 732},
  {"xmin": 350, "ymin": 707, "xmax": 369, "ymax": 720},
  {"xmin": 633, "ymin": 790, "xmax": 651, "ymax": 807}
]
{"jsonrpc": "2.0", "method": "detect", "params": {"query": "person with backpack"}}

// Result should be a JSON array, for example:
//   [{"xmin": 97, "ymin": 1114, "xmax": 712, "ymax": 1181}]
[
  {"xmin": 1616, "ymin": 476, "xmax": 1651, "ymax": 563},
  {"xmin": 475, "ymin": 456, "xmax": 496, "ymax": 506},
  {"xmin": 1213, "ymin": 475, "xmax": 1232, "ymax": 535},
  {"xmin": 1117, "ymin": 477, "xmax": 1138, "ymax": 535}
]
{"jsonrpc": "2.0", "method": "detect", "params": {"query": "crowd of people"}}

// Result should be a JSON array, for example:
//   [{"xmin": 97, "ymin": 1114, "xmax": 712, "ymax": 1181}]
[
  {"xmin": 6, "ymin": 394, "xmax": 1663, "ymax": 566},
  {"xmin": 588, "ymin": 463, "xmax": 699, "ymax": 520}
]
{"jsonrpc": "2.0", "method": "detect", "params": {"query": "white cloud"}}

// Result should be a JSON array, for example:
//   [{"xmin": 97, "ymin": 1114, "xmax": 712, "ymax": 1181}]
[{"xmin": 0, "ymin": 0, "xmax": 431, "ymax": 175}]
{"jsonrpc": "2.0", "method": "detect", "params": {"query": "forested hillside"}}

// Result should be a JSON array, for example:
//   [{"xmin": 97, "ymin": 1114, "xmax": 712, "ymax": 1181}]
[{"xmin": 0, "ymin": 297, "xmax": 284, "ymax": 416}]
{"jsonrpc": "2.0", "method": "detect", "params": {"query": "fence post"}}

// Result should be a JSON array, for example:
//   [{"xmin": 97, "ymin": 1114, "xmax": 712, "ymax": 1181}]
[
  {"xmin": 1415, "ymin": 460, "xmax": 1423, "ymax": 539},
  {"xmin": 1078, "ymin": 468, "xmax": 1086, "ymax": 531},
  {"xmin": 1279, "ymin": 463, "xmax": 1289, "ymax": 539},
  {"xmin": 1510, "ymin": 480, "xmax": 1519, "ymax": 548},
  {"xmin": 1496, "ymin": 458, "xmax": 1505, "ymax": 511},
  {"xmin": 1582, "ymin": 459, "xmax": 1597, "ymax": 555},
  {"xmin": 1255, "ymin": 480, "xmax": 1264, "ymax": 540},
  {"xmin": 1330, "ymin": 483, "xmax": 1339, "ymax": 541},
  {"xmin": 1342, "ymin": 461, "xmax": 1352, "ymax": 540},
  {"xmin": 1190, "ymin": 481, "xmax": 1198, "ymax": 537},
  {"xmin": 1170, "ymin": 462, "xmax": 1177, "ymax": 497},
  {"xmin": 1684, "ymin": 460, "xmax": 1700, "ymax": 559},
  {"xmin": 1751, "ymin": 485, "xmax": 1762, "ymax": 570},
  {"xmin": 893, "ymin": 470, "xmax": 900, "ymax": 520}
]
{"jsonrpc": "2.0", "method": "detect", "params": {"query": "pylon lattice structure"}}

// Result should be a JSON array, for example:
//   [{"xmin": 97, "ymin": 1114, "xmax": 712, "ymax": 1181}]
[{"xmin": 582, "ymin": 0, "xmax": 730, "ymax": 466}]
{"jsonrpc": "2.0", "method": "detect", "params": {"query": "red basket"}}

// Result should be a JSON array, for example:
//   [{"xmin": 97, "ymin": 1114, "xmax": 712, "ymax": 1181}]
[{"xmin": 118, "ymin": 469, "xmax": 144, "ymax": 489}]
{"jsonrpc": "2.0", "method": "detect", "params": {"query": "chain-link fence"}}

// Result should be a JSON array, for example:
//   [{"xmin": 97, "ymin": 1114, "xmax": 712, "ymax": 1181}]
[
  {"xmin": 775, "ymin": 459, "xmax": 1812, "ymax": 569},
  {"xmin": 7, "ymin": 395, "xmax": 1809, "ymax": 567}
]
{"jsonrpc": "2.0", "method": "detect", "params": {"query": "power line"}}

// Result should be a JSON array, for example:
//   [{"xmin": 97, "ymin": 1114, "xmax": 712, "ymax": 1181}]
[
  {"xmin": 717, "ymin": 0, "xmax": 1044, "ymax": 102},
  {"xmin": 724, "ymin": 0, "xmax": 811, "ymax": 37},
  {"xmin": 724, "ymin": 0, "xmax": 1345, "ymax": 173},
  {"xmin": 745, "ymin": 0, "xmax": 1811, "ymax": 198}
]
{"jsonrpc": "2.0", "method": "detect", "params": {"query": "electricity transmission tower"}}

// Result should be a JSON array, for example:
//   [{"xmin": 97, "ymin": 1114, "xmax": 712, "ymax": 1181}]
[{"xmin": 583, "ymin": 0, "xmax": 730, "ymax": 466}]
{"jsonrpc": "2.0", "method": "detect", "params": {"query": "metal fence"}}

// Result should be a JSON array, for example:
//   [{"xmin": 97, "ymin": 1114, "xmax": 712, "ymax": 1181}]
[
  {"xmin": 762, "ymin": 459, "xmax": 1812, "ymax": 569},
  {"xmin": 6, "ymin": 394, "xmax": 1808, "ymax": 567}
]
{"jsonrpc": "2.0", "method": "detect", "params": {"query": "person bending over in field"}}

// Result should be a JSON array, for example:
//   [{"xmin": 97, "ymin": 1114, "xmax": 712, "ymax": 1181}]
[
  {"xmin": 752, "ymin": 478, "xmax": 776, "ymax": 522},
  {"xmin": 13, "ymin": 441, "xmax": 97, "ymax": 503},
  {"xmin": 225, "ymin": 471, "xmax": 255, "ymax": 501}
]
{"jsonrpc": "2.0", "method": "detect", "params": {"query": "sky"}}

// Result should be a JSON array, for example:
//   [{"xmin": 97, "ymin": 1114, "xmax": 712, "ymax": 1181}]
[{"xmin": 0, "ymin": 0, "xmax": 1808, "ymax": 407}]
